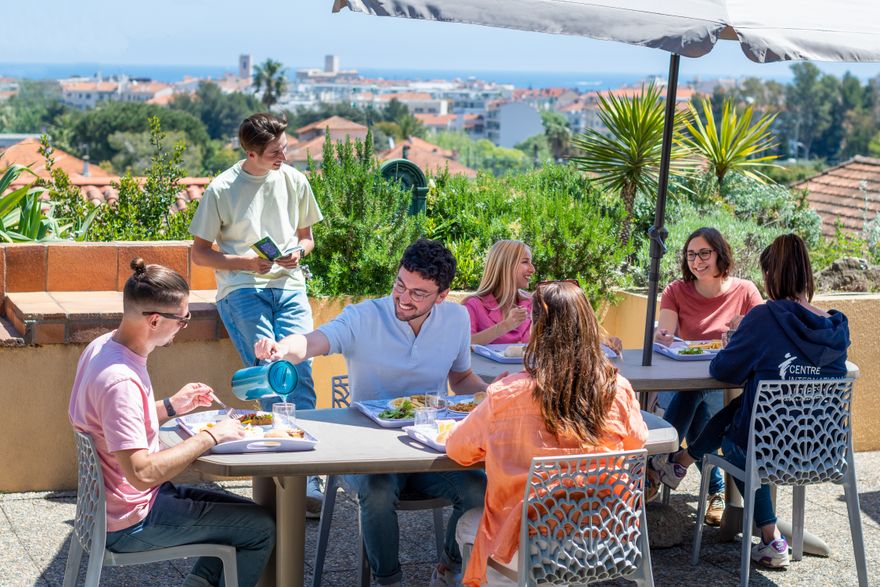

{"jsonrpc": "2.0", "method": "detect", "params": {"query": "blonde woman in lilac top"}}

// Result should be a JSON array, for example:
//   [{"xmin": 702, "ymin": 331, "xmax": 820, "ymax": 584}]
[{"xmin": 463, "ymin": 240, "xmax": 535, "ymax": 345}]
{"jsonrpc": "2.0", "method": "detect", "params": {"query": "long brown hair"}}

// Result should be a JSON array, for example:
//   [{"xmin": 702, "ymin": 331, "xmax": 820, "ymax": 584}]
[
  {"xmin": 524, "ymin": 281, "xmax": 617, "ymax": 444},
  {"xmin": 760, "ymin": 233, "xmax": 815, "ymax": 302}
]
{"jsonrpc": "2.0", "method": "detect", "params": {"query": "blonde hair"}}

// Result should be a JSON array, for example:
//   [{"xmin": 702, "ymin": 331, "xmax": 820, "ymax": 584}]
[{"xmin": 464, "ymin": 240, "xmax": 530, "ymax": 313}]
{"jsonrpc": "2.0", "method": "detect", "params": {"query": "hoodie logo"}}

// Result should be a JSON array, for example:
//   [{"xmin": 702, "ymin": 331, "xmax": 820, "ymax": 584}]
[{"xmin": 778, "ymin": 353, "xmax": 797, "ymax": 380}]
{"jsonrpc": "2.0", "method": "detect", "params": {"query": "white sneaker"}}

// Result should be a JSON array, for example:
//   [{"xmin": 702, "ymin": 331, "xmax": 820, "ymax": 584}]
[
  {"xmin": 649, "ymin": 453, "xmax": 687, "ymax": 490},
  {"xmin": 751, "ymin": 537, "xmax": 790, "ymax": 569},
  {"xmin": 428, "ymin": 565, "xmax": 457, "ymax": 587},
  {"xmin": 305, "ymin": 475, "xmax": 324, "ymax": 519}
]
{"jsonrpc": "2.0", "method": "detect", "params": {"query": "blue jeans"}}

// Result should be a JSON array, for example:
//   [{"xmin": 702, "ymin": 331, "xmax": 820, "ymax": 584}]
[
  {"xmin": 217, "ymin": 288, "xmax": 315, "ymax": 411},
  {"xmin": 343, "ymin": 471, "xmax": 487, "ymax": 585},
  {"xmin": 720, "ymin": 436, "xmax": 777, "ymax": 528},
  {"xmin": 662, "ymin": 389, "xmax": 725, "ymax": 495},
  {"xmin": 105, "ymin": 482, "xmax": 275, "ymax": 587}
]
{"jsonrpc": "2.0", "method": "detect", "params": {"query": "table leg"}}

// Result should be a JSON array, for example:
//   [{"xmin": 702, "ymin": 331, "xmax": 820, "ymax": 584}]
[
  {"xmin": 276, "ymin": 475, "xmax": 307, "ymax": 587},
  {"xmin": 253, "ymin": 477, "xmax": 277, "ymax": 587}
]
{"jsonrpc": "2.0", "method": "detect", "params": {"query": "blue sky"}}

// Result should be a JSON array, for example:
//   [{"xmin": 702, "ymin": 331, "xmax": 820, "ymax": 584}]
[{"xmin": 4, "ymin": 0, "xmax": 880, "ymax": 80}]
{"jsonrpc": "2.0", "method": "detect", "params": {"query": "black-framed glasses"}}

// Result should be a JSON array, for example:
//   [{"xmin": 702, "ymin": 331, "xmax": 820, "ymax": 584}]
[
  {"xmin": 685, "ymin": 249, "xmax": 715, "ymax": 262},
  {"xmin": 142, "ymin": 310, "xmax": 191, "ymax": 327},
  {"xmin": 392, "ymin": 278, "xmax": 438, "ymax": 302}
]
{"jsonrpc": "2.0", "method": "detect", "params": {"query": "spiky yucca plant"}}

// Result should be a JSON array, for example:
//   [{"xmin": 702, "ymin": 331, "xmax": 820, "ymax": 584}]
[{"xmin": 682, "ymin": 97, "xmax": 780, "ymax": 187}]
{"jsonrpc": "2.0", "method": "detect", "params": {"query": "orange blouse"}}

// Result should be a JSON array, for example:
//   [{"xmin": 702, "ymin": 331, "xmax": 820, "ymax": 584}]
[{"xmin": 445, "ymin": 371, "xmax": 648, "ymax": 586}]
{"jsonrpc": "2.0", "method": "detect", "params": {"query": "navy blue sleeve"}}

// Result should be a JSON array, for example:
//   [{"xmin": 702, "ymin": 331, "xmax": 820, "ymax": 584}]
[{"xmin": 709, "ymin": 308, "xmax": 764, "ymax": 385}]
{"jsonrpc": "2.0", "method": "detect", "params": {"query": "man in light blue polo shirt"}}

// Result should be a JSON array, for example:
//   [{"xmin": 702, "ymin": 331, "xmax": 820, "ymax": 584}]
[{"xmin": 255, "ymin": 238, "xmax": 488, "ymax": 587}]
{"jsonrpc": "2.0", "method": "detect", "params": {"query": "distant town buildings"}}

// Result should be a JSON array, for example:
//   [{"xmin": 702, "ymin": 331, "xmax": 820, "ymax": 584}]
[{"xmin": 59, "ymin": 76, "xmax": 174, "ymax": 109}]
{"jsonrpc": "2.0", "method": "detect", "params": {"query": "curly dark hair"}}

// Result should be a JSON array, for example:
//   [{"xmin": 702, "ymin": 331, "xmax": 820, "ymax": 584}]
[{"xmin": 399, "ymin": 238, "xmax": 457, "ymax": 291}]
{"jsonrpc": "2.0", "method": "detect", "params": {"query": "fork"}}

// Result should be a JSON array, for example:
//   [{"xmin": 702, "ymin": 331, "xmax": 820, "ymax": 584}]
[{"xmin": 211, "ymin": 394, "xmax": 238, "ymax": 419}]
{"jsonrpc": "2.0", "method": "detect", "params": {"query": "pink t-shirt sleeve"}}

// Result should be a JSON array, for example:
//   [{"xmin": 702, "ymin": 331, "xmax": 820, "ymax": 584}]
[
  {"xmin": 463, "ymin": 297, "xmax": 482, "ymax": 335},
  {"xmin": 743, "ymin": 281, "xmax": 763, "ymax": 313},
  {"xmin": 101, "ymin": 379, "xmax": 151, "ymax": 453}
]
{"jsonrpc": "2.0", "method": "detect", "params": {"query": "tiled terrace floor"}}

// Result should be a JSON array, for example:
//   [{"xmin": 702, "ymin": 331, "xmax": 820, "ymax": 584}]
[{"xmin": 3, "ymin": 451, "xmax": 879, "ymax": 587}]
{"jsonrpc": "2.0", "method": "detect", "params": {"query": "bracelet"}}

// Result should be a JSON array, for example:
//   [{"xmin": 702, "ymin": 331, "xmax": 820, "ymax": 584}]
[{"xmin": 202, "ymin": 429, "xmax": 219, "ymax": 446}]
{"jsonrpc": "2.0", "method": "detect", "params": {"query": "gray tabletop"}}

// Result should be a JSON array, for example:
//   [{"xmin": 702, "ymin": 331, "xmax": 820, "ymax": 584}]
[
  {"xmin": 472, "ymin": 349, "xmax": 861, "ymax": 391},
  {"xmin": 159, "ymin": 407, "xmax": 679, "ymax": 478}
]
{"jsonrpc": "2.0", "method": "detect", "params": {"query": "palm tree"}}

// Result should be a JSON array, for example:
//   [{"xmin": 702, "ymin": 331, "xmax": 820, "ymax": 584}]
[
  {"xmin": 252, "ymin": 59, "xmax": 288, "ymax": 109},
  {"xmin": 681, "ymin": 97, "xmax": 780, "ymax": 188},
  {"xmin": 570, "ymin": 84, "xmax": 691, "ymax": 245}
]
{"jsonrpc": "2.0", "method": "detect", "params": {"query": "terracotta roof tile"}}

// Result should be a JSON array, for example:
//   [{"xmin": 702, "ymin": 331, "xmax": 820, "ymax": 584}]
[
  {"xmin": 295, "ymin": 116, "xmax": 367, "ymax": 135},
  {"xmin": 0, "ymin": 138, "xmax": 111, "ymax": 180},
  {"xmin": 795, "ymin": 156, "xmax": 880, "ymax": 236},
  {"xmin": 380, "ymin": 138, "xmax": 476, "ymax": 178}
]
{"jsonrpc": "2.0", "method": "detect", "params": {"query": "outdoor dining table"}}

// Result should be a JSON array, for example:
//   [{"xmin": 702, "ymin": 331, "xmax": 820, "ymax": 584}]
[
  {"xmin": 159, "ymin": 405, "xmax": 679, "ymax": 587},
  {"xmin": 473, "ymin": 348, "xmax": 861, "ymax": 556}
]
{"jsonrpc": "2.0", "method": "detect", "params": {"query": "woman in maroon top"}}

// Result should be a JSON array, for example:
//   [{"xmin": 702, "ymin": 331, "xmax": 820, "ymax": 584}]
[{"xmin": 651, "ymin": 227, "xmax": 762, "ymax": 525}]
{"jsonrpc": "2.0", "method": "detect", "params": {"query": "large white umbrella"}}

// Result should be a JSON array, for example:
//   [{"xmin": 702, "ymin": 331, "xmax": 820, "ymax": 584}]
[{"xmin": 332, "ymin": 0, "xmax": 880, "ymax": 364}]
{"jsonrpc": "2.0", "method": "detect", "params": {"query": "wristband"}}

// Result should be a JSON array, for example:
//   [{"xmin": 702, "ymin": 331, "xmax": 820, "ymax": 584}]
[
  {"xmin": 203, "ymin": 429, "xmax": 219, "ymax": 446},
  {"xmin": 163, "ymin": 397, "xmax": 176, "ymax": 417}
]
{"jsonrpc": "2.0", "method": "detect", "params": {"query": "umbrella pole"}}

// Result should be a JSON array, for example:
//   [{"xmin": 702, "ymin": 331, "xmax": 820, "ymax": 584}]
[{"xmin": 641, "ymin": 53, "xmax": 680, "ymax": 367}]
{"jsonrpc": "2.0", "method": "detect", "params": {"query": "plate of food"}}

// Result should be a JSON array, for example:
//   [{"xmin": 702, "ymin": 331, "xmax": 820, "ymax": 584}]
[
  {"xmin": 653, "ymin": 340, "xmax": 722, "ymax": 361},
  {"xmin": 354, "ymin": 399, "xmax": 419, "ymax": 427},
  {"xmin": 177, "ymin": 410, "xmax": 318, "ymax": 453},
  {"xmin": 446, "ymin": 392, "xmax": 487, "ymax": 416},
  {"xmin": 402, "ymin": 419, "xmax": 457, "ymax": 452},
  {"xmin": 472, "ymin": 344, "xmax": 525, "ymax": 364}
]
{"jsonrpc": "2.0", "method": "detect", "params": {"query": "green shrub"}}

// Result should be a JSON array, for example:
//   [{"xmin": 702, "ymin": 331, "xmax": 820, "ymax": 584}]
[
  {"xmin": 428, "ymin": 164, "xmax": 632, "ymax": 305},
  {"xmin": 306, "ymin": 132, "xmax": 422, "ymax": 297}
]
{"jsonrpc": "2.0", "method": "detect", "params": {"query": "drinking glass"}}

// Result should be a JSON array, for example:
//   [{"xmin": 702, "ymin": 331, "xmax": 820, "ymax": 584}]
[
  {"xmin": 414, "ymin": 407, "xmax": 437, "ymax": 429},
  {"xmin": 272, "ymin": 402, "xmax": 296, "ymax": 430}
]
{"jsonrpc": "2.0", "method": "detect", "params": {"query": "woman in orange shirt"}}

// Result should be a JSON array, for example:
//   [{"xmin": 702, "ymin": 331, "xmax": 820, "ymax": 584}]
[{"xmin": 445, "ymin": 280, "xmax": 648, "ymax": 586}]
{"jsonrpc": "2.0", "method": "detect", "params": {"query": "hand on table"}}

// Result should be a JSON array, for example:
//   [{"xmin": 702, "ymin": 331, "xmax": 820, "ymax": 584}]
[
  {"xmin": 726, "ymin": 315, "xmax": 744, "ymax": 331},
  {"xmin": 171, "ymin": 382, "xmax": 215, "ymax": 415},
  {"xmin": 654, "ymin": 328, "xmax": 674, "ymax": 346},
  {"xmin": 207, "ymin": 418, "xmax": 245, "ymax": 443}
]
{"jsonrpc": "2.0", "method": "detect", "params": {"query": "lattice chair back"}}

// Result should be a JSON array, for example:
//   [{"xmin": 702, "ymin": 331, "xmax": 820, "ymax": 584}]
[
  {"xmin": 519, "ymin": 449, "xmax": 648, "ymax": 586},
  {"xmin": 331, "ymin": 375, "xmax": 350, "ymax": 408},
  {"xmin": 748, "ymin": 378, "xmax": 855, "ymax": 486},
  {"xmin": 72, "ymin": 431, "xmax": 108, "ymax": 557}
]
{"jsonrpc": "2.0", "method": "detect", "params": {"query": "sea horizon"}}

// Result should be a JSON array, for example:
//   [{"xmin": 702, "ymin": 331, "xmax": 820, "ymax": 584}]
[{"xmin": 0, "ymin": 62, "xmax": 797, "ymax": 90}]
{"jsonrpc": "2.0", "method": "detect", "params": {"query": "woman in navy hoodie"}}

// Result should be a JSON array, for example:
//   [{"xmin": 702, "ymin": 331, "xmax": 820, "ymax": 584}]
[{"xmin": 651, "ymin": 233, "xmax": 850, "ymax": 569}]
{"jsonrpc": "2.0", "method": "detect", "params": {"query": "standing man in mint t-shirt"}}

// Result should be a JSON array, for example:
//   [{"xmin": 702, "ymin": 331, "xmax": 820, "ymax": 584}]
[{"xmin": 189, "ymin": 112, "xmax": 324, "ymax": 514}]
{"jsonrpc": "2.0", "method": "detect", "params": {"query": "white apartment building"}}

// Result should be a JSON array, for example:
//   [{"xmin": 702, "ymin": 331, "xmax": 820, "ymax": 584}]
[
  {"xmin": 60, "ymin": 76, "xmax": 173, "ymax": 109},
  {"xmin": 485, "ymin": 101, "xmax": 544, "ymax": 148}
]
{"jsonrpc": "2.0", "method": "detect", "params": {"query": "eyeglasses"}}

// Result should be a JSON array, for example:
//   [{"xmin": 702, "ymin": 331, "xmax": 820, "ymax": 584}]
[
  {"xmin": 142, "ymin": 310, "xmax": 191, "ymax": 328},
  {"xmin": 392, "ymin": 278, "xmax": 438, "ymax": 302},
  {"xmin": 536, "ymin": 279, "xmax": 580, "ymax": 289},
  {"xmin": 685, "ymin": 249, "xmax": 715, "ymax": 262}
]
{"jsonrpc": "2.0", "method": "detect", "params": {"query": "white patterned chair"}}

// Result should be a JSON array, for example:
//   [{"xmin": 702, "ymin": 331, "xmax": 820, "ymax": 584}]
[
  {"xmin": 477, "ymin": 448, "xmax": 653, "ymax": 586},
  {"xmin": 311, "ymin": 375, "xmax": 450, "ymax": 587},
  {"xmin": 62, "ymin": 431, "xmax": 238, "ymax": 587},
  {"xmin": 692, "ymin": 378, "xmax": 867, "ymax": 587}
]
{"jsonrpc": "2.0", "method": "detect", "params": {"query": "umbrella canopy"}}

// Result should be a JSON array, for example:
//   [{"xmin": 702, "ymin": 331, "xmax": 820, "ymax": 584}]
[
  {"xmin": 332, "ymin": 0, "xmax": 880, "ymax": 365},
  {"xmin": 332, "ymin": 0, "xmax": 880, "ymax": 63}
]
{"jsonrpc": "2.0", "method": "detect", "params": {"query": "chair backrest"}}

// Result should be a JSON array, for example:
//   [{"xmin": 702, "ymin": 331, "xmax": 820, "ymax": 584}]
[
  {"xmin": 72, "ymin": 431, "xmax": 108, "ymax": 556},
  {"xmin": 331, "ymin": 375, "xmax": 350, "ymax": 408},
  {"xmin": 518, "ymin": 449, "xmax": 647, "ymax": 586},
  {"xmin": 748, "ymin": 378, "xmax": 855, "ymax": 486}
]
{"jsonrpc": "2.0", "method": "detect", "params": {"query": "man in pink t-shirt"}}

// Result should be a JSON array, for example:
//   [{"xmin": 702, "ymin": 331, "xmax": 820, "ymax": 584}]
[{"xmin": 68, "ymin": 259, "xmax": 275, "ymax": 587}]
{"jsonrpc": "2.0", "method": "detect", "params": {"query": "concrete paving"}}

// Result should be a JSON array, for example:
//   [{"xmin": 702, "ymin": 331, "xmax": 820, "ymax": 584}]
[{"xmin": 2, "ymin": 451, "xmax": 878, "ymax": 587}]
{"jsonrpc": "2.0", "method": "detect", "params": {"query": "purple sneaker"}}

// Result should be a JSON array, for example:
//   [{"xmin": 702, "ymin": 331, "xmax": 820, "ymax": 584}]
[{"xmin": 751, "ymin": 537, "xmax": 790, "ymax": 569}]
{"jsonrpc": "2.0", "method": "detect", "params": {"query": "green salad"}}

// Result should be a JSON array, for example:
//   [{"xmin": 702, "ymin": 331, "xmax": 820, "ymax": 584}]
[
  {"xmin": 379, "ymin": 400, "xmax": 416, "ymax": 420},
  {"xmin": 678, "ymin": 347, "xmax": 704, "ymax": 355}
]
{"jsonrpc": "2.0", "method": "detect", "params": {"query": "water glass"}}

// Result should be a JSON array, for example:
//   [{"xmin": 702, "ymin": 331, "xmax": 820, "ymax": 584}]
[
  {"xmin": 414, "ymin": 407, "xmax": 438, "ymax": 429},
  {"xmin": 272, "ymin": 402, "xmax": 296, "ymax": 430}
]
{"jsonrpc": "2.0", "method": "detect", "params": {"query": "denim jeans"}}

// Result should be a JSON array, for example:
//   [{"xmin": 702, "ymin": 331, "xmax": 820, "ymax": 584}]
[
  {"xmin": 343, "ymin": 471, "xmax": 487, "ymax": 585},
  {"xmin": 686, "ymin": 395, "xmax": 742, "ymax": 462},
  {"xmin": 720, "ymin": 436, "xmax": 777, "ymax": 528},
  {"xmin": 105, "ymin": 482, "xmax": 275, "ymax": 587},
  {"xmin": 662, "ymin": 389, "xmax": 725, "ymax": 495},
  {"xmin": 217, "ymin": 287, "xmax": 315, "ymax": 411}
]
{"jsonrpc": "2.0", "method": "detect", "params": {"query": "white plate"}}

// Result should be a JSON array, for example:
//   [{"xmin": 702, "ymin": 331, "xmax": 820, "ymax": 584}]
[
  {"xmin": 402, "ymin": 425, "xmax": 446, "ymax": 452},
  {"xmin": 177, "ymin": 410, "xmax": 318, "ymax": 453}
]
